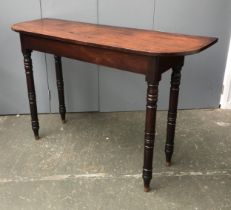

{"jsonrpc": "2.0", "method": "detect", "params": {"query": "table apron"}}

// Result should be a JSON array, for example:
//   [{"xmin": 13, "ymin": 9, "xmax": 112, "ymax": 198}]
[{"xmin": 20, "ymin": 33, "xmax": 156, "ymax": 75}]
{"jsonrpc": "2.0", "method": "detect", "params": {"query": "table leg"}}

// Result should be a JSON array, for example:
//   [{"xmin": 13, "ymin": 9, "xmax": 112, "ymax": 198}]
[
  {"xmin": 143, "ymin": 81, "xmax": 159, "ymax": 192},
  {"xmin": 23, "ymin": 50, "xmax": 39, "ymax": 140},
  {"xmin": 165, "ymin": 66, "xmax": 182, "ymax": 166},
  {"xmin": 54, "ymin": 55, "xmax": 66, "ymax": 123}
]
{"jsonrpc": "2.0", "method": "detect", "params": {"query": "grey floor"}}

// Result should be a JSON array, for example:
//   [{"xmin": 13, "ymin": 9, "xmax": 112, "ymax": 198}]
[{"xmin": 0, "ymin": 109, "xmax": 231, "ymax": 210}]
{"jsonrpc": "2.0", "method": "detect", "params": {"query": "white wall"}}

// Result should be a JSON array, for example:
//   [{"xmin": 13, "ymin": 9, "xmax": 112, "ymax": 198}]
[{"xmin": 220, "ymin": 35, "xmax": 231, "ymax": 109}]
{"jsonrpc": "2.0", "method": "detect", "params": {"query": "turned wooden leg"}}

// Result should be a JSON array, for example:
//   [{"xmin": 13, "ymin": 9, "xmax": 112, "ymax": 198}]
[
  {"xmin": 23, "ymin": 50, "xmax": 39, "ymax": 140},
  {"xmin": 143, "ymin": 81, "xmax": 159, "ymax": 192},
  {"xmin": 165, "ymin": 66, "xmax": 182, "ymax": 166},
  {"xmin": 54, "ymin": 55, "xmax": 66, "ymax": 123}
]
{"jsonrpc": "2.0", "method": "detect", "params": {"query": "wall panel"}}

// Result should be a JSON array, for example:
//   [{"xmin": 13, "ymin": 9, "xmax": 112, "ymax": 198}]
[
  {"xmin": 0, "ymin": 0, "xmax": 49, "ymax": 114},
  {"xmin": 155, "ymin": 0, "xmax": 231, "ymax": 109},
  {"xmin": 41, "ymin": 0, "xmax": 99, "ymax": 112},
  {"xmin": 98, "ymin": 0, "xmax": 157, "ymax": 112}
]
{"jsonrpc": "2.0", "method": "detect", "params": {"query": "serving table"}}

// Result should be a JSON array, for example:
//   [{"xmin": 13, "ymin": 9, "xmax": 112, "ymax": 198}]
[{"xmin": 12, "ymin": 18, "xmax": 217, "ymax": 191}]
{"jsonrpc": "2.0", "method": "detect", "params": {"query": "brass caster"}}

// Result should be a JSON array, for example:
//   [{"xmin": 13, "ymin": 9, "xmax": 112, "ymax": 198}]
[
  {"xmin": 34, "ymin": 135, "xmax": 40, "ymax": 140},
  {"xmin": 166, "ymin": 161, "xmax": 171, "ymax": 167},
  {"xmin": 144, "ymin": 185, "xmax": 150, "ymax": 192}
]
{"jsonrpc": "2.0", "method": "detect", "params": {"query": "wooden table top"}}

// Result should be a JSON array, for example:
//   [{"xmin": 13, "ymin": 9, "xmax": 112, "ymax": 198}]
[{"xmin": 12, "ymin": 18, "xmax": 217, "ymax": 56}]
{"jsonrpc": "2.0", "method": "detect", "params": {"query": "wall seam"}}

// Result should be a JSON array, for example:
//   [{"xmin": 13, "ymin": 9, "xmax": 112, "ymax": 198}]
[
  {"xmin": 97, "ymin": 0, "xmax": 101, "ymax": 112},
  {"xmin": 152, "ymin": 0, "xmax": 156, "ymax": 30},
  {"xmin": 39, "ymin": 0, "xmax": 51, "ymax": 113},
  {"xmin": 39, "ymin": 0, "xmax": 43, "ymax": 19}
]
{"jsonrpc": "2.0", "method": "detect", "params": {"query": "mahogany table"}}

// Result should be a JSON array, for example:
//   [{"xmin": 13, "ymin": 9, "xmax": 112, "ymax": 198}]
[{"xmin": 12, "ymin": 18, "xmax": 217, "ymax": 192}]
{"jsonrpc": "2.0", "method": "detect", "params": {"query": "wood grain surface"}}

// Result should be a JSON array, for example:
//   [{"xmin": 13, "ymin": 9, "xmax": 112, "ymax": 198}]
[{"xmin": 12, "ymin": 18, "xmax": 217, "ymax": 56}]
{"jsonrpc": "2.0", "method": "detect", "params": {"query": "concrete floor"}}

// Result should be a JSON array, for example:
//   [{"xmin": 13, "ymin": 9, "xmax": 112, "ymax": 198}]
[{"xmin": 0, "ymin": 109, "xmax": 231, "ymax": 210}]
